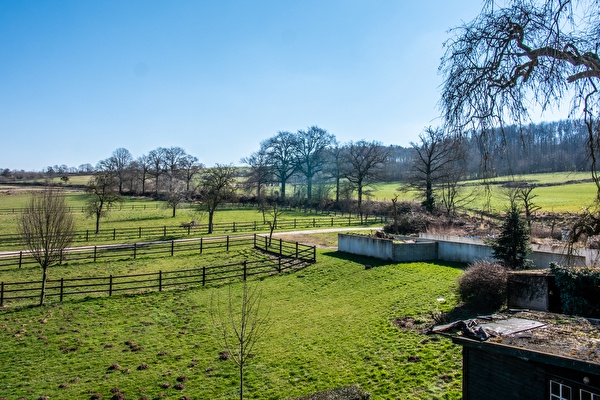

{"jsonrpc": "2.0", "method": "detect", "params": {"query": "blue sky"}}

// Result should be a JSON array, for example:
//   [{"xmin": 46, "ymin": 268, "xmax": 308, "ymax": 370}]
[{"xmin": 1, "ymin": 0, "xmax": 485, "ymax": 171}]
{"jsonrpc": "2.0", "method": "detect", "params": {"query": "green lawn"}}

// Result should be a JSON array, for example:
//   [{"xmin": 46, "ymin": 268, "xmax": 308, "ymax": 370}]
[{"xmin": 0, "ymin": 248, "xmax": 464, "ymax": 399}]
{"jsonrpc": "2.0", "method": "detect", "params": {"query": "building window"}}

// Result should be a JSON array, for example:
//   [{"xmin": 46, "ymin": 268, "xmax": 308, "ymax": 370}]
[
  {"xmin": 550, "ymin": 380, "xmax": 572, "ymax": 400},
  {"xmin": 581, "ymin": 390, "xmax": 600, "ymax": 400}
]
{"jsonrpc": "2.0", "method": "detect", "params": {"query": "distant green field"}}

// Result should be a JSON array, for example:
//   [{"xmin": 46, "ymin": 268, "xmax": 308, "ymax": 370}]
[{"xmin": 368, "ymin": 172, "xmax": 597, "ymax": 213}]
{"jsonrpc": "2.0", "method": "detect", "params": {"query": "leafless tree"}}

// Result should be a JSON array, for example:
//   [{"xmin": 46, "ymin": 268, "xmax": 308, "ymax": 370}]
[
  {"xmin": 18, "ymin": 187, "xmax": 75, "ymax": 306},
  {"xmin": 241, "ymin": 150, "xmax": 273, "ymax": 199},
  {"xmin": 260, "ymin": 131, "xmax": 298, "ymax": 200},
  {"xmin": 440, "ymin": 0, "xmax": 600, "ymax": 197},
  {"xmin": 86, "ymin": 172, "xmax": 121, "ymax": 234},
  {"xmin": 323, "ymin": 143, "xmax": 345, "ymax": 205},
  {"xmin": 179, "ymin": 154, "xmax": 203, "ymax": 194},
  {"xmin": 198, "ymin": 164, "xmax": 237, "ymax": 234},
  {"xmin": 163, "ymin": 147, "xmax": 188, "ymax": 191},
  {"xmin": 293, "ymin": 126, "xmax": 335, "ymax": 202},
  {"xmin": 342, "ymin": 140, "xmax": 390, "ymax": 221},
  {"xmin": 164, "ymin": 179, "xmax": 187, "ymax": 218},
  {"xmin": 135, "ymin": 154, "xmax": 151, "ymax": 195},
  {"xmin": 97, "ymin": 148, "xmax": 133, "ymax": 194},
  {"xmin": 405, "ymin": 127, "xmax": 466, "ymax": 213},
  {"xmin": 211, "ymin": 282, "xmax": 271, "ymax": 400},
  {"xmin": 147, "ymin": 147, "xmax": 166, "ymax": 196}
]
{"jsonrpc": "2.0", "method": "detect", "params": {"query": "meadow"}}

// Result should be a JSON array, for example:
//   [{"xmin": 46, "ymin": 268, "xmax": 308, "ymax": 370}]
[
  {"xmin": 368, "ymin": 171, "xmax": 597, "ymax": 213},
  {"xmin": 0, "ymin": 247, "xmax": 464, "ymax": 399}
]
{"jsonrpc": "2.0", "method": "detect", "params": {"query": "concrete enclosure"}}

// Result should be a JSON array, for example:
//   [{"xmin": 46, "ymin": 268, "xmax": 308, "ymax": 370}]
[{"xmin": 338, "ymin": 233, "xmax": 592, "ymax": 268}]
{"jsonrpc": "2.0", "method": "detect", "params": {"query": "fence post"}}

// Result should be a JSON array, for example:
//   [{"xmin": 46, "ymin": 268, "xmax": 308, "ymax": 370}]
[
  {"xmin": 94, "ymin": 246, "xmax": 97, "ymax": 262},
  {"xmin": 313, "ymin": 218, "xmax": 316, "ymax": 227},
  {"xmin": 1, "ymin": 282, "xmax": 4, "ymax": 307},
  {"xmin": 139, "ymin": 227, "xmax": 142, "ymax": 238},
  {"xmin": 296, "ymin": 242, "xmax": 299, "ymax": 258},
  {"xmin": 253, "ymin": 233, "xmax": 256, "ymax": 248},
  {"xmin": 279, "ymin": 239, "xmax": 283, "ymax": 256},
  {"xmin": 113, "ymin": 228, "xmax": 116, "ymax": 240},
  {"xmin": 294, "ymin": 218, "xmax": 297, "ymax": 228},
  {"xmin": 254, "ymin": 221, "xmax": 257, "ymax": 230},
  {"xmin": 171, "ymin": 240, "xmax": 175, "ymax": 256},
  {"xmin": 159, "ymin": 270, "xmax": 162, "ymax": 292},
  {"xmin": 19, "ymin": 251, "xmax": 22, "ymax": 269},
  {"xmin": 187, "ymin": 225, "xmax": 191, "ymax": 235},
  {"xmin": 233, "ymin": 222, "xmax": 236, "ymax": 232},
  {"xmin": 86, "ymin": 229, "xmax": 89, "ymax": 241},
  {"xmin": 348, "ymin": 215, "xmax": 351, "ymax": 226},
  {"xmin": 331, "ymin": 217, "xmax": 334, "ymax": 227},
  {"xmin": 133, "ymin": 243, "xmax": 137, "ymax": 259},
  {"xmin": 313, "ymin": 246, "xmax": 316, "ymax": 262},
  {"xmin": 265, "ymin": 235, "xmax": 268, "ymax": 250},
  {"xmin": 109, "ymin": 275, "xmax": 113, "ymax": 296},
  {"xmin": 226, "ymin": 236, "xmax": 230, "ymax": 252},
  {"xmin": 59, "ymin": 249, "xmax": 63, "ymax": 265},
  {"xmin": 202, "ymin": 267, "xmax": 206, "ymax": 286},
  {"xmin": 243, "ymin": 261, "xmax": 247, "ymax": 281},
  {"xmin": 200, "ymin": 237, "xmax": 203, "ymax": 254},
  {"xmin": 163, "ymin": 226, "xmax": 167, "ymax": 236},
  {"xmin": 278, "ymin": 256, "xmax": 281, "ymax": 273},
  {"xmin": 60, "ymin": 278, "xmax": 64, "ymax": 302}
]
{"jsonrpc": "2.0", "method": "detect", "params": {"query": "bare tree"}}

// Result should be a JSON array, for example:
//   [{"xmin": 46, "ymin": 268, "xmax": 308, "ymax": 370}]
[
  {"xmin": 406, "ymin": 127, "xmax": 465, "ymax": 213},
  {"xmin": 135, "ymin": 154, "xmax": 151, "ymax": 195},
  {"xmin": 323, "ymin": 143, "xmax": 345, "ymax": 205},
  {"xmin": 147, "ymin": 147, "xmax": 166, "ymax": 196},
  {"xmin": 211, "ymin": 282, "xmax": 271, "ymax": 400},
  {"xmin": 18, "ymin": 187, "xmax": 75, "ymax": 306},
  {"xmin": 163, "ymin": 147, "xmax": 188, "ymax": 191},
  {"xmin": 179, "ymin": 154, "xmax": 203, "ymax": 194},
  {"xmin": 97, "ymin": 148, "xmax": 133, "ymax": 194},
  {"xmin": 198, "ymin": 164, "xmax": 237, "ymax": 234},
  {"xmin": 342, "ymin": 140, "xmax": 390, "ymax": 221},
  {"xmin": 164, "ymin": 179, "xmax": 187, "ymax": 218},
  {"xmin": 293, "ymin": 126, "xmax": 335, "ymax": 202},
  {"xmin": 440, "ymin": 0, "xmax": 600, "ymax": 197},
  {"xmin": 241, "ymin": 150, "xmax": 273, "ymax": 199},
  {"xmin": 261, "ymin": 131, "xmax": 298, "ymax": 200},
  {"xmin": 86, "ymin": 172, "xmax": 121, "ymax": 234}
]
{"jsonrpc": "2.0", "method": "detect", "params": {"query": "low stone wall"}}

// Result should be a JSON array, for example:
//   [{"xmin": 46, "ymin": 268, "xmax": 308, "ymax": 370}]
[
  {"xmin": 338, "ymin": 232, "xmax": 593, "ymax": 268},
  {"xmin": 337, "ymin": 234, "xmax": 437, "ymax": 262}
]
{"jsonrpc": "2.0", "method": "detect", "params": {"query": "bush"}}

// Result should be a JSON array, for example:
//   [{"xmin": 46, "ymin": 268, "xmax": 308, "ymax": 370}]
[
  {"xmin": 550, "ymin": 263, "xmax": 600, "ymax": 318},
  {"xmin": 457, "ymin": 260, "xmax": 508, "ymax": 311}
]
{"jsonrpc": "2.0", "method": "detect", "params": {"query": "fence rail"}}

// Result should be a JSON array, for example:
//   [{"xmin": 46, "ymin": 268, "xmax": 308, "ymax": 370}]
[
  {"xmin": 0, "ymin": 215, "xmax": 383, "ymax": 249},
  {"xmin": 0, "ymin": 235, "xmax": 316, "ymax": 308},
  {"xmin": 0, "ymin": 233, "xmax": 317, "ymax": 269}
]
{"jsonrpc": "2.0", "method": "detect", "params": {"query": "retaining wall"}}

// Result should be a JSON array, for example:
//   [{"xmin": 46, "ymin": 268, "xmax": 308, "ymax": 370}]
[{"xmin": 338, "ymin": 233, "xmax": 594, "ymax": 268}]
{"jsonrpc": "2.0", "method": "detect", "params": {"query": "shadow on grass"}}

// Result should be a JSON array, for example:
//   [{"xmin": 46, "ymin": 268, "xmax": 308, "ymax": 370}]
[{"xmin": 321, "ymin": 249, "xmax": 468, "ymax": 271}]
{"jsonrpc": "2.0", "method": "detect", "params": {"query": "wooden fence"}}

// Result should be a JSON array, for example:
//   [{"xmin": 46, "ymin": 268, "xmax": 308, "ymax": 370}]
[
  {"xmin": 0, "ymin": 234, "xmax": 315, "ymax": 269},
  {"xmin": 0, "ymin": 235, "xmax": 316, "ymax": 308},
  {"xmin": 0, "ymin": 215, "xmax": 383, "ymax": 249}
]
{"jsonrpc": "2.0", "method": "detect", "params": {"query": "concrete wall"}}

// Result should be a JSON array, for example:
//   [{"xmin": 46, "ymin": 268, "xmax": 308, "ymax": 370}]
[
  {"xmin": 339, "ymin": 232, "xmax": 595, "ymax": 268},
  {"xmin": 338, "ymin": 234, "xmax": 437, "ymax": 262}
]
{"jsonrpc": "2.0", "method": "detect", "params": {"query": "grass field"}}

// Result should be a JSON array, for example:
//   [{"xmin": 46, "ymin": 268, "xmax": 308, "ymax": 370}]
[
  {"xmin": 0, "ymin": 247, "xmax": 464, "ymax": 399},
  {"xmin": 368, "ymin": 172, "xmax": 597, "ymax": 213}
]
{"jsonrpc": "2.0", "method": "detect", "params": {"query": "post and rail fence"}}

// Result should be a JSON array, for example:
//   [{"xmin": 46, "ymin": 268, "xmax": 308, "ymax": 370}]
[
  {"xmin": 0, "ymin": 215, "xmax": 384, "ymax": 249},
  {"xmin": 0, "ymin": 234, "xmax": 316, "ymax": 308}
]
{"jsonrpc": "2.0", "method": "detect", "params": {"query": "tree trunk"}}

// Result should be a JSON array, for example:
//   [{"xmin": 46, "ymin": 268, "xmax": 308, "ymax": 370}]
[
  {"xmin": 172, "ymin": 205, "xmax": 176, "ymax": 218},
  {"xmin": 95, "ymin": 212, "xmax": 101, "ymax": 234},
  {"xmin": 208, "ymin": 210, "xmax": 214, "ymax": 234},
  {"xmin": 39, "ymin": 265, "xmax": 48, "ymax": 306}
]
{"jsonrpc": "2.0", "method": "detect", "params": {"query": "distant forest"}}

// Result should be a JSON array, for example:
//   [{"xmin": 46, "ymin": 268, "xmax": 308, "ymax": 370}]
[{"xmin": 382, "ymin": 119, "xmax": 590, "ymax": 182}]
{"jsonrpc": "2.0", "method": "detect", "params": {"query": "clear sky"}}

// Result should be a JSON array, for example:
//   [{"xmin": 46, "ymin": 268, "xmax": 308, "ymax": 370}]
[{"xmin": 0, "ymin": 0, "xmax": 485, "ymax": 171}]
